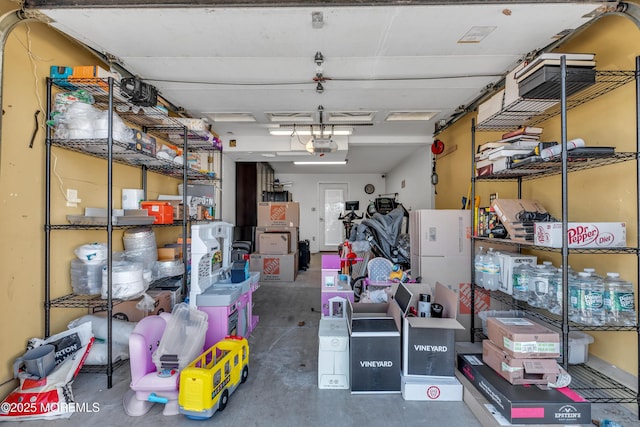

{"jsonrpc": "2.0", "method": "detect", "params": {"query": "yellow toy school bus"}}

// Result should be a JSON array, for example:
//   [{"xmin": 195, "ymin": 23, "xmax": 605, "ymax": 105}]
[{"xmin": 178, "ymin": 336, "xmax": 249, "ymax": 420}]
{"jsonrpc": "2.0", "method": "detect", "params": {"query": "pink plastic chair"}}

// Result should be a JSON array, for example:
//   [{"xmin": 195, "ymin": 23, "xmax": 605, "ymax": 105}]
[{"xmin": 123, "ymin": 313, "xmax": 179, "ymax": 416}]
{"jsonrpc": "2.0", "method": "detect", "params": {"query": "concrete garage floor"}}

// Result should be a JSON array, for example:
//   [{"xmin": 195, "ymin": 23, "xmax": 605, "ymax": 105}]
[{"xmin": 10, "ymin": 253, "xmax": 640, "ymax": 426}]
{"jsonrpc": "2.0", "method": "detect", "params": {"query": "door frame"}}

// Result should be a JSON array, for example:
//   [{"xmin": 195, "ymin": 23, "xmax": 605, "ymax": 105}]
[{"xmin": 317, "ymin": 182, "xmax": 349, "ymax": 252}]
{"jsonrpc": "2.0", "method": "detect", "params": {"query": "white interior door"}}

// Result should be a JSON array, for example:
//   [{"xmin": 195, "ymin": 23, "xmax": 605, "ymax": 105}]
[{"xmin": 319, "ymin": 183, "xmax": 348, "ymax": 252}]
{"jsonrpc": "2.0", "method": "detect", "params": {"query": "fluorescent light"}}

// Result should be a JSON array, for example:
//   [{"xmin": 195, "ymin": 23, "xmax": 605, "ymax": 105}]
[
  {"xmin": 269, "ymin": 128, "xmax": 352, "ymax": 136},
  {"xmin": 294, "ymin": 161, "xmax": 347, "ymax": 165},
  {"xmin": 385, "ymin": 111, "xmax": 438, "ymax": 121},
  {"xmin": 202, "ymin": 112, "xmax": 256, "ymax": 122}
]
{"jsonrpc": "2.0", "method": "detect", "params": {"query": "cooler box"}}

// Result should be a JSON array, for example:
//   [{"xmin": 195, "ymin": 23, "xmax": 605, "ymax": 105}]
[
  {"xmin": 350, "ymin": 317, "xmax": 401, "ymax": 394},
  {"xmin": 318, "ymin": 318, "xmax": 350, "ymax": 389}
]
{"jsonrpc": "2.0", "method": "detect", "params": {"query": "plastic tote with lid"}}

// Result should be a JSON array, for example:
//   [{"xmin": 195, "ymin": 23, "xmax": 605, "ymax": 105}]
[{"xmin": 152, "ymin": 303, "xmax": 208, "ymax": 372}]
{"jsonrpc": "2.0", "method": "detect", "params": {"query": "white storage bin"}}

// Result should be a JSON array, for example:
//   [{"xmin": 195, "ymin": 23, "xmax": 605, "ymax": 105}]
[
  {"xmin": 568, "ymin": 331, "xmax": 594, "ymax": 364},
  {"xmin": 478, "ymin": 309, "xmax": 526, "ymax": 336}
]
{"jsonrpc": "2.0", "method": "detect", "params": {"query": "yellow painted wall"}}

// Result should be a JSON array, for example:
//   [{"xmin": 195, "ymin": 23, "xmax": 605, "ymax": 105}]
[
  {"xmin": 437, "ymin": 14, "xmax": 640, "ymax": 375},
  {"xmin": 0, "ymin": 6, "xmax": 181, "ymax": 397}
]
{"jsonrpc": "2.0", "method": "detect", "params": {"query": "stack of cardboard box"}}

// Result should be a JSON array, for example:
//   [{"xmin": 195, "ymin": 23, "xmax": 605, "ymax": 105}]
[
  {"xmin": 249, "ymin": 201, "xmax": 300, "ymax": 281},
  {"xmin": 458, "ymin": 316, "xmax": 592, "ymax": 425},
  {"xmin": 483, "ymin": 317, "xmax": 562, "ymax": 385}
]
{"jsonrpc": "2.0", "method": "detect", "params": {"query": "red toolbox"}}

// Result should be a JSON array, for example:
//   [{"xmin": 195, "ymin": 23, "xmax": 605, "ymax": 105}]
[{"xmin": 140, "ymin": 201, "xmax": 174, "ymax": 224}]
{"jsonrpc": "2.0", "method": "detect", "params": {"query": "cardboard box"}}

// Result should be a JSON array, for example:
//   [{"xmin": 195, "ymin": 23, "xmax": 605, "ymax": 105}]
[
  {"xmin": 458, "ymin": 353, "xmax": 590, "ymax": 425},
  {"xmin": 491, "ymin": 198, "xmax": 548, "ymax": 224},
  {"xmin": 409, "ymin": 209, "xmax": 471, "ymax": 257},
  {"xmin": 91, "ymin": 290, "xmax": 172, "ymax": 322},
  {"xmin": 70, "ymin": 65, "xmax": 120, "ymax": 91},
  {"xmin": 401, "ymin": 375, "xmax": 463, "ymax": 401},
  {"xmin": 249, "ymin": 252, "xmax": 298, "ymax": 281},
  {"xmin": 258, "ymin": 232, "xmax": 290, "ymax": 255},
  {"xmin": 402, "ymin": 283, "xmax": 464, "ymax": 377},
  {"xmin": 257, "ymin": 202, "xmax": 300, "ymax": 227},
  {"xmin": 122, "ymin": 189, "xmax": 145, "ymax": 210},
  {"xmin": 148, "ymin": 279, "xmax": 182, "ymax": 310},
  {"xmin": 482, "ymin": 339, "xmax": 561, "ymax": 385},
  {"xmin": 533, "ymin": 222, "xmax": 626, "ymax": 248},
  {"xmin": 486, "ymin": 317, "xmax": 560, "ymax": 358},
  {"xmin": 161, "ymin": 199, "xmax": 186, "ymax": 220},
  {"xmin": 255, "ymin": 226, "xmax": 299, "ymax": 253},
  {"xmin": 408, "ymin": 256, "xmax": 470, "ymax": 342},
  {"xmin": 496, "ymin": 252, "xmax": 537, "ymax": 295},
  {"xmin": 158, "ymin": 246, "xmax": 181, "ymax": 261},
  {"xmin": 318, "ymin": 318, "xmax": 350, "ymax": 389},
  {"xmin": 491, "ymin": 199, "xmax": 548, "ymax": 243}
]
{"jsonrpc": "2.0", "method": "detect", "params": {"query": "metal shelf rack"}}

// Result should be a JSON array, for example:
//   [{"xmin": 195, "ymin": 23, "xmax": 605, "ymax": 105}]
[
  {"xmin": 476, "ymin": 70, "xmax": 635, "ymax": 132},
  {"xmin": 44, "ymin": 77, "xmax": 221, "ymax": 388},
  {"xmin": 469, "ymin": 57, "xmax": 640, "ymax": 414}
]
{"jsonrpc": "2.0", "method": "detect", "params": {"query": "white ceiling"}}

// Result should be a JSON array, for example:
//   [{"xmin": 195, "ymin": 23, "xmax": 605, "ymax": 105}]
[{"xmin": 31, "ymin": 1, "xmax": 608, "ymax": 173}]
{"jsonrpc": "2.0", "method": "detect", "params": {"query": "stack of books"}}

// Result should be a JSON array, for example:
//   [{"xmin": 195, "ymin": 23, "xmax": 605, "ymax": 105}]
[{"xmin": 475, "ymin": 127, "xmax": 543, "ymax": 176}]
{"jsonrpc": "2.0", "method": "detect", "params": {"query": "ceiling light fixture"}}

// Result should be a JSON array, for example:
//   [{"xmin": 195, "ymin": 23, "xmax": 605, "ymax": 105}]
[
  {"xmin": 386, "ymin": 111, "xmax": 439, "ymax": 121},
  {"xmin": 269, "ymin": 127, "xmax": 352, "ymax": 136},
  {"xmin": 294, "ymin": 161, "xmax": 347, "ymax": 165}
]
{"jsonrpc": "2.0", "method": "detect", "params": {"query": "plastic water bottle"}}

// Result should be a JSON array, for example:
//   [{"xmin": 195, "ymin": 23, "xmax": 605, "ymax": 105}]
[
  {"xmin": 483, "ymin": 249, "xmax": 500, "ymax": 291},
  {"xmin": 474, "ymin": 247, "xmax": 485, "ymax": 288},
  {"xmin": 604, "ymin": 272, "xmax": 636, "ymax": 326},
  {"xmin": 568, "ymin": 274, "xmax": 581, "ymax": 322},
  {"xmin": 513, "ymin": 263, "xmax": 533, "ymax": 301},
  {"xmin": 548, "ymin": 265, "xmax": 576, "ymax": 315},
  {"xmin": 528, "ymin": 264, "xmax": 555, "ymax": 309},
  {"xmin": 576, "ymin": 272, "xmax": 605, "ymax": 326},
  {"xmin": 583, "ymin": 267, "xmax": 603, "ymax": 280}
]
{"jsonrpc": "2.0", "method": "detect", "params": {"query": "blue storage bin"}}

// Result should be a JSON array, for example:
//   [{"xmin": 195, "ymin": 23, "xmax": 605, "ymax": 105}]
[
  {"xmin": 231, "ymin": 260, "xmax": 249, "ymax": 283},
  {"xmin": 50, "ymin": 66, "xmax": 77, "ymax": 89}
]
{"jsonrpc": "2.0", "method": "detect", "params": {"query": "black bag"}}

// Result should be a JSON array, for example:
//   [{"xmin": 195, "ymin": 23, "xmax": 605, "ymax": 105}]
[
  {"xmin": 298, "ymin": 240, "xmax": 311, "ymax": 271},
  {"xmin": 120, "ymin": 77, "xmax": 158, "ymax": 107}
]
